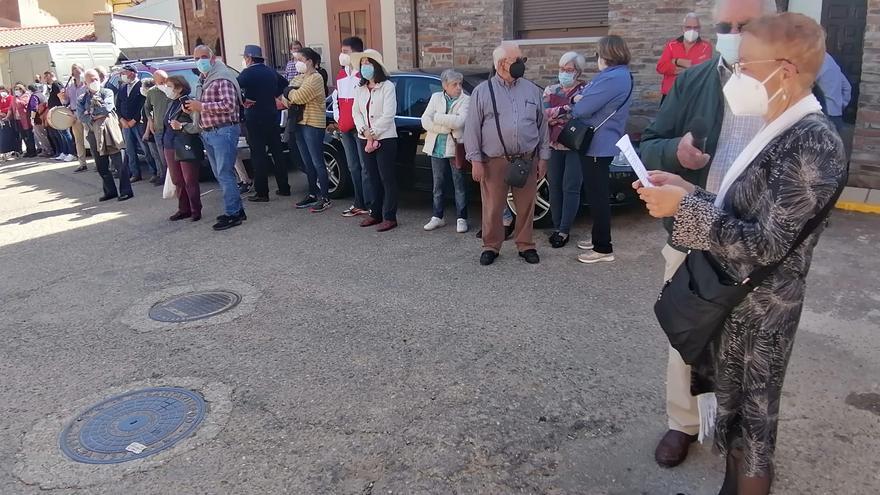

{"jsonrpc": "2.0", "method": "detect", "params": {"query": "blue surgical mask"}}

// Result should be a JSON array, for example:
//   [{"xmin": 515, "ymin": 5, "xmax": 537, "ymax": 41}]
[
  {"xmin": 360, "ymin": 64, "xmax": 375, "ymax": 81},
  {"xmin": 196, "ymin": 58, "xmax": 214, "ymax": 74},
  {"xmin": 558, "ymin": 72, "xmax": 576, "ymax": 87}
]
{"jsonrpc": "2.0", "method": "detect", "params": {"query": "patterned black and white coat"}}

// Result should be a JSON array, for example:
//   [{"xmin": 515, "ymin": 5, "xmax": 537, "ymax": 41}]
[{"xmin": 670, "ymin": 113, "xmax": 848, "ymax": 477}]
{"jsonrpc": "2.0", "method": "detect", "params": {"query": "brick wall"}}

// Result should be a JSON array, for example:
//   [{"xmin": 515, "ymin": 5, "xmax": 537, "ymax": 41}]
[
  {"xmin": 180, "ymin": 0, "xmax": 224, "ymax": 56},
  {"xmin": 851, "ymin": 0, "xmax": 880, "ymax": 188}
]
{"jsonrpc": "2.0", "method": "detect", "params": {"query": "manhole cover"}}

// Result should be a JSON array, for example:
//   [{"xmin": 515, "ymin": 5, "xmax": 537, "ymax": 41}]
[
  {"xmin": 148, "ymin": 290, "xmax": 241, "ymax": 323},
  {"xmin": 59, "ymin": 387, "xmax": 206, "ymax": 464}
]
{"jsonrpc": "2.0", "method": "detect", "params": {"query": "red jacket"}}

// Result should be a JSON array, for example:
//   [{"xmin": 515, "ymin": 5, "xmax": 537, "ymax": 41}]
[
  {"xmin": 333, "ymin": 67, "xmax": 360, "ymax": 132},
  {"xmin": 656, "ymin": 37, "xmax": 713, "ymax": 95}
]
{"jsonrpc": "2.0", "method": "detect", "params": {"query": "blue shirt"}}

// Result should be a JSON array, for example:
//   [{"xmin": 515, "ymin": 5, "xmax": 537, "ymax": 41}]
[
  {"xmin": 816, "ymin": 53, "xmax": 852, "ymax": 117},
  {"xmin": 571, "ymin": 65, "xmax": 633, "ymax": 157}
]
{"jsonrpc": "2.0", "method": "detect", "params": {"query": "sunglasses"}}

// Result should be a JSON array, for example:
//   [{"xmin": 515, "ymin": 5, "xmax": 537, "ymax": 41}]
[{"xmin": 715, "ymin": 21, "xmax": 749, "ymax": 34}]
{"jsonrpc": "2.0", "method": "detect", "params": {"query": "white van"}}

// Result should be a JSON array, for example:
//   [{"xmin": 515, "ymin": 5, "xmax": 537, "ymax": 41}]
[{"xmin": 6, "ymin": 42, "xmax": 120, "ymax": 86}]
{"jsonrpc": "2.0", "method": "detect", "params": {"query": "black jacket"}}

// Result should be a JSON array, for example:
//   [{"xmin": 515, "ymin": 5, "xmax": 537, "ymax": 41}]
[
  {"xmin": 116, "ymin": 81, "xmax": 145, "ymax": 121},
  {"xmin": 237, "ymin": 63, "xmax": 287, "ymax": 123}
]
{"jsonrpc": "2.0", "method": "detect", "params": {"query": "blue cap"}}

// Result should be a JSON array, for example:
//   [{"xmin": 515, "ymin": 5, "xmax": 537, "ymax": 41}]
[{"xmin": 242, "ymin": 45, "xmax": 263, "ymax": 58}]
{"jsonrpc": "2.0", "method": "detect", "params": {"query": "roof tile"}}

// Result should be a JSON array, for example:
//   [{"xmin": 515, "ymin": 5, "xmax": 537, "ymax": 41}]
[{"xmin": 0, "ymin": 23, "xmax": 96, "ymax": 49}]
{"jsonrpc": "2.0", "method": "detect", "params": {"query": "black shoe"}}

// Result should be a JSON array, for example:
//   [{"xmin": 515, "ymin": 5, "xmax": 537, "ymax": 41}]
[
  {"xmin": 505, "ymin": 223, "xmax": 515, "ymax": 240},
  {"xmin": 248, "ymin": 194, "xmax": 270, "ymax": 202},
  {"xmin": 237, "ymin": 208, "xmax": 247, "ymax": 221},
  {"xmin": 73, "ymin": 165, "xmax": 87, "ymax": 173},
  {"xmin": 549, "ymin": 232, "xmax": 569, "ymax": 249},
  {"xmin": 117, "ymin": 194, "xmax": 133, "ymax": 202},
  {"xmin": 276, "ymin": 189, "xmax": 291, "ymax": 197},
  {"xmin": 519, "ymin": 249, "xmax": 540, "ymax": 264},
  {"xmin": 295, "ymin": 194, "xmax": 318, "ymax": 209},
  {"xmin": 238, "ymin": 182, "xmax": 252, "ymax": 195},
  {"xmin": 476, "ymin": 229, "xmax": 482, "ymax": 239},
  {"xmin": 98, "ymin": 194, "xmax": 117, "ymax": 202},
  {"xmin": 213, "ymin": 214, "xmax": 242, "ymax": 231},
  {"xmin": 309, "ymin": 197, "xmax": 332, "ymax": 213},
  {"xmin": 479, "ymin": 250, "xmax": 499, "ymax": 266}
]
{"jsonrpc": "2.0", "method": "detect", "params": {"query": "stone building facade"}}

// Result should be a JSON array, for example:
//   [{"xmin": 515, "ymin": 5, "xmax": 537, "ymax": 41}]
[
  {"xmin": 178, "ymin": 0, "xmax": 224, "ymax": 56},
  {"xmin": 394, "ymin": 0, "xmax": 879, "ymax": 188}
]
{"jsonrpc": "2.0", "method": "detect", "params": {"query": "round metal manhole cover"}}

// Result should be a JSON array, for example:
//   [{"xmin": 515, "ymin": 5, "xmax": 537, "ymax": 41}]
[
  {"xmin": 59, "ymin": 387, "xmax": 207, "ymax": 464},
  {"xmin": 148, "ymin": 290, "xmax": 241, "ymax": 323}
]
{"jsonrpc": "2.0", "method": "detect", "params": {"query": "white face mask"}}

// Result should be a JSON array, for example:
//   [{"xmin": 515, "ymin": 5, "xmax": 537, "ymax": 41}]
[
  {"xmin": 0, "ymin": 91, "xmax": 7, "ymax": 98},
  {"xmin": 683, "ymin": 29, "xmax": 699, "ymax": 43},
  {"xmin": 88, "ymin": 81, "xmax": 101, "ymax": 93},
  {"xmin": 295, "ymin": 61, "xmax": 308, "ymax": 74},
  {"xmin": 339, "ymin": 53, "xmax": 351, "ymax": 67},
  {"xmin": 597, "ymin": 57, "xmax": 608, "ymax": 71},
  {"xmin": 14, "ymin": 90, "xmax": 23, "ymax": 97},
  {"xmin": 722, "ymin": 65, "xmax": 784, "ymax": 117},
  {"xmin": 242, "ymin": 58, "xmax": 250, "ymax": 69},
  {"xmin": 140, "ymin": 87, "xmax": 150, "ymax": 97},
  {"xmin": 159, "ymin": 84, "xmax": 175, "ymax": 99},
  {"xmin": 716, "ymin": 33, "xmax": 742, "ymax": 64}
]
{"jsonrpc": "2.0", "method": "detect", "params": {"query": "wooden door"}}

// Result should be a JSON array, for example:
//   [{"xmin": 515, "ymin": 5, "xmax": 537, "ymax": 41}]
[
  {"xmin": 822, "ymin": 0, "xmax": 867, "ymax": 122},
  {"xmin": 327, "ymin": 0, "xmax": 382, "ymax": 80}
]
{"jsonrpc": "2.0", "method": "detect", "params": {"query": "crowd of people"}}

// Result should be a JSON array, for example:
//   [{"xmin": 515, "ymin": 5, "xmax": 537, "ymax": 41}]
[{"xmin": 4, "ymin": 1, "xmax": 853, "ymax": 492}]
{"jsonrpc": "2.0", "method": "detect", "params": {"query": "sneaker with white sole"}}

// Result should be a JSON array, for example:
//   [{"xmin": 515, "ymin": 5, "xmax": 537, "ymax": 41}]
[
  {"xmin": 53, "ymin": 154, "xmax": 65, "ymax": 161},
  {"xmin": 341, "ymin": 205, "xmax": 357, "ymax": 217},
  {"xmin": 577, "ymin": 251, "xmax": 615, "ymax": 264},
  {"xmin": 423, "ymin": 216, "xmax": 446, "ymax": 231},
  {"xmin": 577, "ymin": 240, "xmax": 594, "ymax": 250},
  {"xmin": 456, "ymin": 218, "xmax": 468, "ymax": 233},
  {"xmin": 63, "ymin": 154, "xmax": 76, "ymax": 162}
]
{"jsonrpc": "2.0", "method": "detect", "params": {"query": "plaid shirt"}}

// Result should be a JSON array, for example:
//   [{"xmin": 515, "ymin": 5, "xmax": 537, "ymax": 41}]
[
  {"xmin": 705, "ymin": 61, "xmax": 764, "ymax": 194},
  {"xmin": 284, "ymin": 60, "xmax": 299, "ymax": 81},
  {"xmin": 199, "ymin": 78, "xmax": 239, "ymax": 129}
]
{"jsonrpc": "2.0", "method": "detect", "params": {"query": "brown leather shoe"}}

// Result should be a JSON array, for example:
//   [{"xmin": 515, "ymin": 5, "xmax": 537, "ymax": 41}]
[{"xmin": 654, "ymin": 430, "xmax": 698, "ymax": 468}]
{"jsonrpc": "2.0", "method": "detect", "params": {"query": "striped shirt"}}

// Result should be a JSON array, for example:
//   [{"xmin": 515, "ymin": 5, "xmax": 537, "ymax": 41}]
[
  {"xmin": 705, "ymin": 61, "xmax": 764, "ymax": 194},
  {"xmin": 199, "ymin": 78, "xmax": 239, "ymax": 129},
  {"xmin": 287, "ymin": 73, "xmax": 326, "ymax": 128},
  {"xmin": 284, "ymin": 60, "xmax": 300, "ymax": 81}
]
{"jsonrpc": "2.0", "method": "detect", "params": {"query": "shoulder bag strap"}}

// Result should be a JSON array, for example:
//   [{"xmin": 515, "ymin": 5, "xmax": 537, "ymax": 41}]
[
  {"xmin": 486, "ymin": 78, "xmax": 511, "ymax": 158},
  {"xmin": 594, "ymin": 74, "xmax": 634, "ymax": 130},
  {"xmin": 743, "ymin": 180, "xmax": 846, "ymax": 287}
]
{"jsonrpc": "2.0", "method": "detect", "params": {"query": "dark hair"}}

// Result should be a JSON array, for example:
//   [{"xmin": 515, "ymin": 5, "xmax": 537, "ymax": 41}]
[
  {"xmin": 597, "ymin": 35, "xmax": 631, "ymax": 66},
  {"xmin": 165, "ymin": 75, "xmax": 191, "ymax": 95},
  {"xmin": 299, "ymin": 47, "xmax": 321, "ymax": 67},
  {"xmin": 359, "ymin": 58, "xmax": 388, "ymax": 86},
  {"xmin": 342, "ymin": 36, "xmax": 364, "ymax": 52},
  {"xmin": 290, "ymin": 40, "xmax": 303, "ymax": 50},
  {"xmin": 27, "ymin": 83, "xmax": 38, "ymax": 92},
  {"xmin": 43, "ymin": 71, "xmax": 55, "ymax": 77},
  {"xmin": 252, "ymin": 56, "xmax": 265, "ymax": 64}
]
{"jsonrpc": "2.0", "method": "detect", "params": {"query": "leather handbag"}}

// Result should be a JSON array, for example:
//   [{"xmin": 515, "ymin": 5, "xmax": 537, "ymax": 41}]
[
  {"xmin": 655, "ymin": 184, "xmax": 844, "ymax": 365},
  {"xmin": 558, "ymin": 74, "xmax": 633, "ymax": 153},
  {"xmin": 174, "ymin": 133, "xmax": 204, "ymax": 162},
  {"xmin": 450, "ymin": 135, "xmax": 470, "ymax": 171},
  {"xmin": 486, "ymin": 77, "xmax": 534, "ymax": 188}
]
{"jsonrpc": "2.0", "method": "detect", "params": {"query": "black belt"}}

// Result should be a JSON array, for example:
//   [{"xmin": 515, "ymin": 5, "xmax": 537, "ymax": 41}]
[{"xmin": 202, "ymin": 121, "xmax": 238, "ymax": 132}]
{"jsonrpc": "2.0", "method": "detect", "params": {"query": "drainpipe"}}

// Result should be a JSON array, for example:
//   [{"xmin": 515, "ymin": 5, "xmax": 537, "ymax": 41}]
[
  {"xmin": 216, "ymin": 0, "xmax": 227, "ymax": 57},
  {"xmin": 411, "ymin": 0, "xmax": 420, "ymax": 68},
  {"xmin": 178, "ymin": 0, "xmax": 189, "ymax": 52}
]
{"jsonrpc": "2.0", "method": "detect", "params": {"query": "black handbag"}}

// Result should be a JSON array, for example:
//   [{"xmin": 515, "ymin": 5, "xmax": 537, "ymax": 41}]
[
  {"xmin": 486, "ymin": 77, "xmax": 534, "ymax": 188},
  {"xmin": 654, "ymin": 184, "xmax": 844, "ymax": 365},
  {"xmin": 174, "ymin": 133, "xmax": 204, "ymax": 162},
  {"xmin": 558, "ymin": 75, "xmax": 633, "ymax": 153}
]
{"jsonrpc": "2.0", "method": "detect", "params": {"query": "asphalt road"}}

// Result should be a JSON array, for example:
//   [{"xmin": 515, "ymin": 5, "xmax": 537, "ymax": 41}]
[{"xmin": 1, "ymin": 156, "xmax": 878, "ymax": 495}]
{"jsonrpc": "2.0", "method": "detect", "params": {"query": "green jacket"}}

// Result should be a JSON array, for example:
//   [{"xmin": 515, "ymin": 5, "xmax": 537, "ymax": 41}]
[
  {"xmin": 640, "ymin": 53, "xmax": 724, "ymax": 245},
  {"xmin": 144, "ymin": 86, "xmax": 172, "ymax": 134}
]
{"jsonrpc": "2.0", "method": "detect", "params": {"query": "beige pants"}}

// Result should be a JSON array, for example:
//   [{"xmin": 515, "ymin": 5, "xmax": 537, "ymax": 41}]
[
  {"xmin": 662, "ymin": 243, "xmax": 700, "ymax": 435},
  {"xmin": 480, "ymin": 157, "xmax": 537, "ymax": 252},
  {"xmin": 71, "ymin": 119, "xmax": 87, "ymax": 166}
]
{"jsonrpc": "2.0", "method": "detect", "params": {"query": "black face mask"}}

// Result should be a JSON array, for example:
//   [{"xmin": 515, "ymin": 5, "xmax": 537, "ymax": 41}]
[{"xmin": 509, "ymin": 58, "xmax": 526, "ymax": 79}]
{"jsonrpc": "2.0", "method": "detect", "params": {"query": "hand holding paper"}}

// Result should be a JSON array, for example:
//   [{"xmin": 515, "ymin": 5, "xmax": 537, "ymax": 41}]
[{"xmin": 616, "ymin": 134, "xmax": 654, "ymax": 188}]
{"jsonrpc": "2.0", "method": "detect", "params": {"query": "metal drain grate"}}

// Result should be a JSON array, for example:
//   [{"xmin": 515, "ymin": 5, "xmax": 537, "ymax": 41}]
[{"xmin": 148, "ymin": 290, "xmax": 241, "ymax": 323}]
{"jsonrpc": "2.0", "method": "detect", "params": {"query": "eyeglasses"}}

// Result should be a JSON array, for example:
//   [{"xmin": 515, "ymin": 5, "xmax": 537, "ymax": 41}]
[
  {"xmin": 559, "ymin": 67, "xmax": 578, "ymax": 74},
  {"xmin": 732, "ymin": 58, "xmax": 798, "ymax": 76},
  {"xmin": 683, "ymin": 25, "xmax": 700, "ymax": 30},
  {"xmin": 715, "ymin": 21, "xmax": 749, "ymax": 34}
]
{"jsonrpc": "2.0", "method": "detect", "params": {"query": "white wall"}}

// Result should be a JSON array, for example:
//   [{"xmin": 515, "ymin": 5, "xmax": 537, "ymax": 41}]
[
  {"xmin": 380, "ymin": 0, "xmax": 397, "ymax": 70},
  {"xmin": 217, "ymin": 0, "xmax": 261, "ymax": 58},
  {"xmin": 302, "ymin": 2, "xmax": 330, "ymax": 57},
  {"xmin": 788, "ymin": 0, "xmax": 822, "ymax": 23},
  {"xmin": 112, "ymin": 16, "xmax": 179, "ymax": 49},
  {"xmin": 120, "ymin": 0, "xmax": 182, "ymax": 27}
]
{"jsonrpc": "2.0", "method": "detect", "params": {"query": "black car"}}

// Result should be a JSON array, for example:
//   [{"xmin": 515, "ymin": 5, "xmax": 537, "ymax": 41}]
[{"xmin": 321, "ymin": 68, "xmax": 639, "ymax": 224}]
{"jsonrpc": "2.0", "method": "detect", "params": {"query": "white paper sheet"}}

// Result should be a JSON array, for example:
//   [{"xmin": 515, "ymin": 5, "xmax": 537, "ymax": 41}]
[{"xmin": 615, "ymin": 134, "xmax": 654, "ymax": 187}]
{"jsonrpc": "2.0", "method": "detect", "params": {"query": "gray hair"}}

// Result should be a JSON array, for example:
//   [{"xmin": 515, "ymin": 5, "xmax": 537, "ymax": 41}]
[
  {"xmin": 559, "ymin": 51, "xmax": 586, "ymax": 71},
  {"xmin": 714, "ymin": 0, "xmax": 777, "ymax": 17},
  {"xmin": 83, "ymin": 69, "xmax": 99, "ymax": 80},
  {"xmin": 193, "ymin": 44, "xmax": 214, "ymax": 56},
  {"xmin": 683, "ymin": 12, "xmax": 700, "ymax": 24},
  {"xmin": 440, "ymin": 69, "xmax": 463, "ymax": 85},
  {"xmin": 94, "ymin": 65, "xmax": 108, "ymax": 81},
  {"xmin": 141, "ymin": 77, "xmax": 156, "ymax": 89},
  {"xmin": 492, "ymin": 41, "xmax": 520, "ymax": 69}
]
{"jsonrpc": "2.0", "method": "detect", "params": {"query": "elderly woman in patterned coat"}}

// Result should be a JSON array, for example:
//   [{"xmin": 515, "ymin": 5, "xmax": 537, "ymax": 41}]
[{"xmin": 636, "ymin": 13, "xmax": 847, "ymax": 495}]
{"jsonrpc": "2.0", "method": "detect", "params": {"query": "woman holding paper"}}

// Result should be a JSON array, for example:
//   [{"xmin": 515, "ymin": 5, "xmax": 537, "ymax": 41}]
[
  {"xmin": 570, "ymin": 35, "xmax": 633, "ymax": 264},
  {"xmin": 636, "ymin": 14, "xmax": 846, "ymax": 495}
]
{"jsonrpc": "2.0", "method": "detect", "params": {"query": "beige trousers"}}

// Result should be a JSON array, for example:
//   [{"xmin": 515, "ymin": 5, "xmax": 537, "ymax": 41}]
[
  {"xmin": 71, "ymin": 119, "xmax": 87, "ymax": 166},
  {"xmin": 662, "ymin": 243, "xmax": 700, "ymax": 435}
]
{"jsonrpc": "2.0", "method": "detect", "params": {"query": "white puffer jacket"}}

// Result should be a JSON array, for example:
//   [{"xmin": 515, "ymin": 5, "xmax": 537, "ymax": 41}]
[{"xmin": 420, "ymin": 92, "xmax": 470, "ymax": 158}]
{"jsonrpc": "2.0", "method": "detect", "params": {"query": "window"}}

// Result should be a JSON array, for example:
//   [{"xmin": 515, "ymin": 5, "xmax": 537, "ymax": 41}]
[
  {"xmin": 263, "ymin": 10, "xmax": 299, "ymax": 72},
  {"xmin": 193, "ymin": 0, "xmax": 204, "ymax": 12},
  {"xmin": 338, "ymin": 9, "xmax": 369, "ymax": 41},
  {"xmin": 515, "ymin": 0, "xmax": 609, "ymax": 39},
  {"xmin": 396, "ymin": 76, "xmax": 441, "ymax": 118}
]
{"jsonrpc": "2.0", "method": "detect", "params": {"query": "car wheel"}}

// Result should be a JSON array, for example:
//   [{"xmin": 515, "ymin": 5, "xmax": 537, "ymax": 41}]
[
  {"xmin": 324, "ymin": 143, "xmax": 351, "ymax": 199},
  {"xmin": 507, "ymin": 177, "xmax": 552, "ymax": 226}
]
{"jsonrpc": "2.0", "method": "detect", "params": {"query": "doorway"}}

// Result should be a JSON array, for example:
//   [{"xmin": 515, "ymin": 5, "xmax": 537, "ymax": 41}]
[
  {"xmin": 327, "ymin": 0, "xmax": 382, "ymax": 79},
  {"xmin": 822, "ymin": 0, "xmax": 867, "ymax": 124}
]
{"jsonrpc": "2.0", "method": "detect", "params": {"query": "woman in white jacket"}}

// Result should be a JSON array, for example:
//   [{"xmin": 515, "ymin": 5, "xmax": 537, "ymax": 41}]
[
  {"xmin": 351, "ymin": 50, "xmax": 399, "ymax": 232},
  {"xmin": 420, "ymin": 69, "xmax": 471, "ymax": 233}
]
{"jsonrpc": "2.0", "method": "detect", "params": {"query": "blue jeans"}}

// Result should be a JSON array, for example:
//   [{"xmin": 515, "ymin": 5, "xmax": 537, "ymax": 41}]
[
  {"xmin": 122, "ymin": 125, "xmax": 156, "ymax": 178},
  {"xmin": 201, "ymin": 124, "xmax": 243, "ymax": 216},
  {"xmin": 430, "ymin": 156, "xmax": 467, "ymax": 219},
  {"xmin": 48, "ymin": 128, "xmax": 74, "ymax": 155},
  {"xmin": 548, "ymin": 149, "xmax": 583, "ymax": 234},
  {"xmin": 339, "ymin": 129, "xmax": 370, "ymax": 209},
  {"xmin": 295, "ymin": 124, "xmax": 329, "ymax": 199}
]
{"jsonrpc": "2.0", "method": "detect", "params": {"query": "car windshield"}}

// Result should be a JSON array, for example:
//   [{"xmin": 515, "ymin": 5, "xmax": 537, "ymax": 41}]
[{"xmin": 164, "ymin": 68, "xmax": 201, "ymax": 91}]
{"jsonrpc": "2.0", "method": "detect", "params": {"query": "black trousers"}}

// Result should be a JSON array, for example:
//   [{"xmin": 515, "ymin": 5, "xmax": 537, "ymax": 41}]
[
  {"xmin": 247, "ymin": 118, "xmax": 290, "ymax": 197},
  {"xmin": 581, "ymin": 155, "xmax": 613, "ymax": 254},
  {"xmin": 88, "ymin": 132, "xmax": 132, "ymax": 197},
  {"xmin": 359, "ymin": 137, "xmax": 398, "ymax": 222}
]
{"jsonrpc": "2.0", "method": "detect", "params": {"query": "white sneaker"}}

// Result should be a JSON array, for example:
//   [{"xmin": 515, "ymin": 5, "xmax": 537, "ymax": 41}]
[
  {"xmin": 456, "ymin": 218, "xmax": 468, "ymax": 233},
  {"xmin": 577, "ymin": 240, "xmax": 594, "ymax": 250},
  {"xmin": 63, "ymin": 154, "xmax": 76, "ymax": 162},
  {"xmin": 577, "ymin": 251, "xmax": 615, "ymax": 264},
  {"xmin": 53, "ymin": 154, "xmax": 65, "ymax": 161},
  {"xmin": 423, "ymin": 216, "xmax": 446, "ymax": 231}
]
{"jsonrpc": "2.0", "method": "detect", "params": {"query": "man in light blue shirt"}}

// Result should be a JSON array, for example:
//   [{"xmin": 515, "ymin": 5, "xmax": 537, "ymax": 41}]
[{"xmin": 816, "ymin": 52, "xmax": 852, "ymax": 133}]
